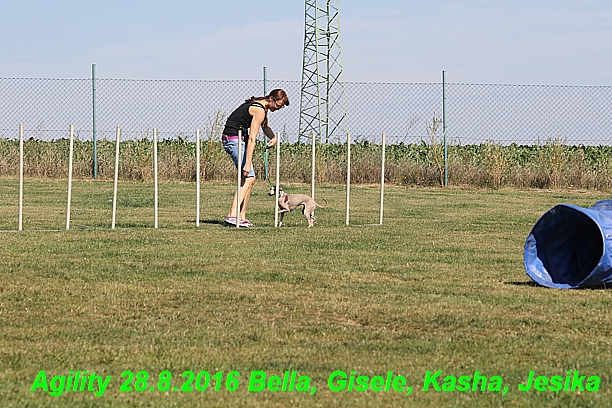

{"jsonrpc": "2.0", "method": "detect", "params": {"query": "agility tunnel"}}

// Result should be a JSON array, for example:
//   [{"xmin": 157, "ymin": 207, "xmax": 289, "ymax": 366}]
[{"xmin": 524, "ymin": 200, "xmax": 612, "ymax": 289}]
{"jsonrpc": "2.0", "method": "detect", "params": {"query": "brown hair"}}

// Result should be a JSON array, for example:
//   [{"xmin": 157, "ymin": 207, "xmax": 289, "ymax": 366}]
[{"xmin": 245, "ymin": 89, "xmax": 290, "ymax": 107}]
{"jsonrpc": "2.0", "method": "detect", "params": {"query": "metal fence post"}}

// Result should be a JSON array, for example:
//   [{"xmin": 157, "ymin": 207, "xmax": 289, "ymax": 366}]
[
  {"xmin": 92, "ymin": 64, "xmax": 98, "ymax": 179},
  {"xmin": 443, "ymin": 70, "xmax": 448, "ymax": 187}
]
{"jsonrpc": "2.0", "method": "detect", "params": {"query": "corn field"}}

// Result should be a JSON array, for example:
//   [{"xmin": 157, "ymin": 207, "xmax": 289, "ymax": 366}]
[{"xmin": 3, "ymin": 139, "xmax": 612, "ymax": 190}]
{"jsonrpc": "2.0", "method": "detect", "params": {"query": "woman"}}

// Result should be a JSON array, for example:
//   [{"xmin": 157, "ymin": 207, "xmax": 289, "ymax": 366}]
[{"xmin": 222, "ymin": 89, "xmax": 289, "ymax": 227}]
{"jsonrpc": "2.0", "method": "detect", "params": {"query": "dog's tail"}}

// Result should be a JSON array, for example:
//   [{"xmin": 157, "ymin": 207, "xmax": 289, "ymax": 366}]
[{"xmin": 316, "ymin": 198, "xmax": 328, "ymax": 208}]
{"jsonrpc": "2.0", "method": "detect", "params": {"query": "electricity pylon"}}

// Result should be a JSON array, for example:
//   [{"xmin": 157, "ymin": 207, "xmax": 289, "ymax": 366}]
[{"xmin": 298, "ymin": 0, "xmax": 349, "ymax": 143}]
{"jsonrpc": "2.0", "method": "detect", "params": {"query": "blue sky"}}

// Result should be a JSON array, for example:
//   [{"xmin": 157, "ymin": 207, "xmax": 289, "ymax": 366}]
[{"xmin": 1, "ymin": 0, "xmax": 610, "ymax": 85}]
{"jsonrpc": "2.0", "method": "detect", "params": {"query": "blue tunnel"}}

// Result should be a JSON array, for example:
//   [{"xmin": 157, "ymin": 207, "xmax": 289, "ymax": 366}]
[{"xmin": 524, "ymin": 200, "xmax": 612, "ymax": 289}]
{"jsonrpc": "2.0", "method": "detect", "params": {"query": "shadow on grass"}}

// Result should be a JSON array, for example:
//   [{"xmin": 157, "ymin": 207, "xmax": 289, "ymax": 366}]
[
  {"xmin": 506, "ymin": 281, "xmax": 612, "ymax": 290},
  {"xmin": 505, "ymin": 281, "xmax": 540, "ymax": 287},
  {"xmin": 200, "ymin": 219, "xmax": 225, "ymax": 226}
]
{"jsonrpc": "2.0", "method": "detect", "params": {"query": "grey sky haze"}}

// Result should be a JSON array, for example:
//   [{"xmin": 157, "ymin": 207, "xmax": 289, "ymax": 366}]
[{"xmin": 1, "ymin": 1, "xmax": 610, "ymax": 85}]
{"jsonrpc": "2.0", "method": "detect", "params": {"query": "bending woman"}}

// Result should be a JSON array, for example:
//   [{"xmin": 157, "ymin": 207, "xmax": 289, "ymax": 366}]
[{"xmin": 221, "ymin": 89, "xmax": 289, "ymax": 227}]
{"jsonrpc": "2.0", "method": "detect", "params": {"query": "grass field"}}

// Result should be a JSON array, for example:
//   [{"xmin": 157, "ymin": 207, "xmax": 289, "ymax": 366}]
[{"xmin": 1, "ymin": 179, "xmax": 611, "ymax": 407}]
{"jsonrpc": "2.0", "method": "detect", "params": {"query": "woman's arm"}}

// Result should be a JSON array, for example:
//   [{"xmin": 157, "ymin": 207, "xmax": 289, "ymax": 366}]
[
  {"xmin": 262, "ymin": 125, "xmax": 277, "ymax": 149},
  {"xmin": 244, "ymin": 105, "xmax": 266, "ymax": 176}
]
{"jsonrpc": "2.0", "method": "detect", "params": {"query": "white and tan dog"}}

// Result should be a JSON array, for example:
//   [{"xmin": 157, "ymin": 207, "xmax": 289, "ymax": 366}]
[{"xmin": 268, "ymin": 185, "xmax": 327, "ymax": 228}]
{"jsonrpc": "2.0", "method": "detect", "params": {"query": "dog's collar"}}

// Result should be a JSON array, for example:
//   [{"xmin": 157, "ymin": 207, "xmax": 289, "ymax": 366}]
[{"xmin": 283, "ymin": 195, "xmax": 289, "ymax": 203}]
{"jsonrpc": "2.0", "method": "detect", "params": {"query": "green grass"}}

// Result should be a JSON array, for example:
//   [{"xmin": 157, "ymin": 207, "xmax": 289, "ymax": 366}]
[{"xmin": 1, "ymin": 179, "xmax": 611, "ymax": 407}]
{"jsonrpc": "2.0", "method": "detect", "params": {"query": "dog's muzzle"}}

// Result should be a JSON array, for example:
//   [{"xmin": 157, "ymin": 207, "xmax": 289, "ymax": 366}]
[{"xmin": 268, "ymin": 186, "xmax": 282, "ymax": 196}]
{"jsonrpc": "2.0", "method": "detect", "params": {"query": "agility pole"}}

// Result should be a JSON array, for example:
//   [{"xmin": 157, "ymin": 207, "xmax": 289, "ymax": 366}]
[
  {"xmin": 66, "ymin": 125, "xmax": 74, "ymax": 230},
  {"xmin": 346, "ymin": 132, "xmax": 351, "ymax": 226},
  {"xmin": 236, "ymin": 129, "xmax": 242, "ymax": 228},
  {"xmin": 196, "ymin": 129, "xmax": 201, "ymax": 228},
  {"xmin": 153, "ymin": 128, "xmax": 159, "ymax": 229},
  {"xmin": 311, "ymin": 131, "xmax": 316, "ymax": 201},
  {"xmin": 379, "ymin": 133, "xmax": 386, "ymax": 225},
  {"xmin": 18, "ymin": 124, "xmax": 24, "ymax": 231},
  {"xmin": 274, "ymin": 137, "xmax": 280, "ymax": 227},
  {"xmin": 111, "ymin": 126, "xmax": 120, "ymax": 229}
]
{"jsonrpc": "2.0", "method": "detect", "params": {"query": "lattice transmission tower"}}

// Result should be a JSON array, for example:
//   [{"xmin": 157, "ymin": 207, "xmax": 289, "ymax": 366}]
[{"xmin": 298, "ymin": 0, "xmax": 349, "ymax": 143}]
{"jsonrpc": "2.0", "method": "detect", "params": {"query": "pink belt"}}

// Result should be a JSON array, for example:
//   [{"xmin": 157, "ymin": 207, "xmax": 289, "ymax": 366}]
[{"xmin": 222, "ymin": 135, "xmax": 241, "ymax": 141}]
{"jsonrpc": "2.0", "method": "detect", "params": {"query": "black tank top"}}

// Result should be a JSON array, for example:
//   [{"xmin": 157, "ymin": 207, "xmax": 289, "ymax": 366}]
[{"xmin": 223, "ymin": 101, "xmax": 266, "ymax": 141}]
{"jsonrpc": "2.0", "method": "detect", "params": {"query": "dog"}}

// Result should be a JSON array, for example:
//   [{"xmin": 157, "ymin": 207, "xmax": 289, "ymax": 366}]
[{"xmin": 268, "ymin": 185, "xmax": 327, "ymax": 228}]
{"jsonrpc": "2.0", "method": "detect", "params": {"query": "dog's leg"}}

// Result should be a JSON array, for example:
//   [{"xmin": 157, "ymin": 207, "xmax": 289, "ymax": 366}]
[
  {"xmin": 303, "ymin": 202, "xmax": 316, "ymax": 228},
  {"xmin": 277, "ymin": 197, "xmax": 291, "ymax": 227}
]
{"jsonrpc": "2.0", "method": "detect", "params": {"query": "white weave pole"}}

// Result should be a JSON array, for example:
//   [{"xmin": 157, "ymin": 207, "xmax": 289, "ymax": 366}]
[
  {"xmin": 311, "ymin": 131, "xmax": 316, "ymax": 201},
  {"xmin": 195, "ymin": 129, "xmax": 201, "ymax": 228},
  {"xmin": 236, "ymin": 129, "xmax": 242, "ymax": 228},
  {"xmin": 346, "ymin": 132, "xmax": 351, "ymax": 226},
  {"xmin": 153, "ymin": 128, "xmax": 158, "ymax": 229},
  {"xmin": 379, "ymin": 133, "xmax": 386, "ymax": 225},
  {"xmin": 111, "ymin": 126, "xmax": 120, "ymax": 230},
  {"xmin": 66, "ymin": 125, "xmax": 74, "ymax": 230},
  {"xmin": 274, "ymin": 137, "xmax": 280, "ymax": 228},
  {"xmin": 18, "ymin": 124, "xmax": 24, "ymax": 231}
]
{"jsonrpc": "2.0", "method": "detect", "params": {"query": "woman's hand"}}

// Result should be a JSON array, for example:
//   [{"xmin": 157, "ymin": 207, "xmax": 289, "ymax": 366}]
[
  {"xmin": 242, "ymin": 161, "xmax": 251, "ymax": 177},
  {"xmin": 265, "ymin": 136, "xmax": 278, "ymax": 149}
]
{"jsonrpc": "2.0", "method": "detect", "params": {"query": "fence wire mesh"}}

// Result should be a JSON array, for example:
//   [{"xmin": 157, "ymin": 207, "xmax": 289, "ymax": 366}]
[{"xmin": 1, "ymin": 77, "xmax": 611, "ymax": 145}]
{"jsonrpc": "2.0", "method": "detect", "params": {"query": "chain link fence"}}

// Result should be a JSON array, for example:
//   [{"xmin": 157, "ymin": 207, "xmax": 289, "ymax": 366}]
[{"xmin": 1, "ymin": 77, "xmax": 611, "ymax": 145}]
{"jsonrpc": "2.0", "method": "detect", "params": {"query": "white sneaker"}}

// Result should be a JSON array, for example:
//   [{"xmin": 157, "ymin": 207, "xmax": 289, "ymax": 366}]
[{"xmin": 239, "ymin": 219, "xmax": 254, "ymax": 228}]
